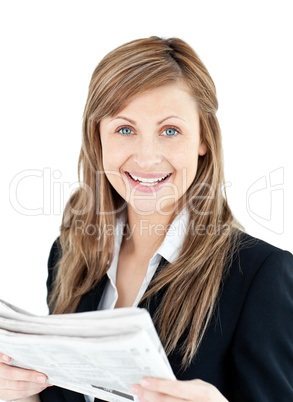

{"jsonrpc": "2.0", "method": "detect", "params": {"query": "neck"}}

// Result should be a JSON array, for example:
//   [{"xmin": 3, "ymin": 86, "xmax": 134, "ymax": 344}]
[{"xmin": 121, "ymin": 206, "xmax": 174, "ymax": 260}]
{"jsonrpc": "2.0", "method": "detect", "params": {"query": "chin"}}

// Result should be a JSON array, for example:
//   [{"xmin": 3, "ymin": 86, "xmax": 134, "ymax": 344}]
[{"xmin": 129, "ymin": 199, "xmax": 176, "ymax": 215}]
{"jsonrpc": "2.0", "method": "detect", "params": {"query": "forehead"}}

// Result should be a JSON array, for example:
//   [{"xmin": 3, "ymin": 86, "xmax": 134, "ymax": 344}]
[{"xmin": 105, "ymin": 82, "xmax": 198, "ymax": 121}]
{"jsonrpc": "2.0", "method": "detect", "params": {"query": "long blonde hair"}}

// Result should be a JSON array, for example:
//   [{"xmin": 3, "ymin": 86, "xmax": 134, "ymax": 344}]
[{"xmin": 49, "ymin": 36, "xmax": 245, "ymax": 367}]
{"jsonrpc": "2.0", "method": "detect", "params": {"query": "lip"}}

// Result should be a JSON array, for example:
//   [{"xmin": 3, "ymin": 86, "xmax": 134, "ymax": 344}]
[
  {"xmin": 126, "ymin": 170, "xmax": 172, "ymax": 179},
  {"xmin": 124, "ymin": 171, "xmax": 172, "ymax": 193}
]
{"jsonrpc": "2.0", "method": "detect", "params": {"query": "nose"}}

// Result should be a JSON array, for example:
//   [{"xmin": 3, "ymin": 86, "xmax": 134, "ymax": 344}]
[{"xmin": 132, "ymin": 136, "xmax": 163, "ymax": 170}]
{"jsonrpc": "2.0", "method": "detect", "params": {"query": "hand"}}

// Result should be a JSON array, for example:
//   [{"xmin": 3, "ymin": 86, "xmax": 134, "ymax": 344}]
[
  {"xmin": 0, "ymin": 354, "xmax": 52, "ymax": 401},
  {"xmin": 130, "ymin": 377, "xmax": 229, "ymax": 402}
]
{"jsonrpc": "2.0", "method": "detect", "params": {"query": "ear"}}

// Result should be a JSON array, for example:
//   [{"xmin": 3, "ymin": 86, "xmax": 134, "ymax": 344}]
[{"xmin": 198, "ymin": 140, "xmax": 208, "ymax": 156}]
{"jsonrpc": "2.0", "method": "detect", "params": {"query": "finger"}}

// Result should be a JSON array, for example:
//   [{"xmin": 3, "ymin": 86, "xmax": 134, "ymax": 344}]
[
  {"xmin": 141, "ymin": 378, "xmax": 189, "ymax": 399},
  {"xmin": 0, "ymin": 376, "xmax": 49, "ymax": 392},
  {"xmin": 0, "ymin": 362, "xmax": 48, "ymax": 384},
  {"xmin": 0, "ymin": 384, "xmax": 49, "ymax": 401},
  {"xmin": 131, "ymin": 384, "xmax": 182, "ymax": 402},
  {"xmin": 0, "ymin": 354, "xmax": 11, "ymax": 363},
  {"xmin": 137, "ymin": 378, "xmax": 209, "ymax": 400}
]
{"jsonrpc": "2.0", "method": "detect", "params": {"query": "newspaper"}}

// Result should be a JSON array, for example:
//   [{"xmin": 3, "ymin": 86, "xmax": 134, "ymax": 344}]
[{"xmin": 0, "ymin": 299, "xmax": 175, "ymax": 402}]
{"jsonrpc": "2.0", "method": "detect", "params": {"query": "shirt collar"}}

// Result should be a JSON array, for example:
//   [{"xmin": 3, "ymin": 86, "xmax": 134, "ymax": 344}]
[
  {"xmin": 154, "ymin": 206, "xmax": 189, "ymax": 263},
  {"xmin": 113, "ymin": 206, "xmax": 189, "ymax": 265}
]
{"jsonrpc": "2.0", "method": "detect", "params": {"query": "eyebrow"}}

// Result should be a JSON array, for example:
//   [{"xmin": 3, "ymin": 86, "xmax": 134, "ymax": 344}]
[{"xmin": 109, "ymin": 115, "xmax": 186, "ymax": 125}]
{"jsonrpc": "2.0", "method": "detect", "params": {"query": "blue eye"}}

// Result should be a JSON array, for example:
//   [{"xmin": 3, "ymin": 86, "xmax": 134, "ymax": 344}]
[
  {"xmin": 117, "ymin": 127, "xmax": 134, "ymax": 135},
  {"xmin": 163, "ymin": 128, "xmax": 179, "ymax": 137}
]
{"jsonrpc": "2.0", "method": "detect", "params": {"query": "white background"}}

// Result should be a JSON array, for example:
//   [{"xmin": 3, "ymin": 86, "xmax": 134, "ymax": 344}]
[{"xmin": 0, "ymin": 0, "xmax": 292, "ymax": 317}]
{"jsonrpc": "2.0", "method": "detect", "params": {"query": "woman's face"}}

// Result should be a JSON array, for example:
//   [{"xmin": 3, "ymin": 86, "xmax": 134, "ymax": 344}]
[{"xmin": 99, "ymin": 81, "xmax": 207, "ymax": 217}]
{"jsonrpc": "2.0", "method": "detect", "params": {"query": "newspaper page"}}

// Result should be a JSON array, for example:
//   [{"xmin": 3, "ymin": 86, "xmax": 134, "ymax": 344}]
[{"xmin": 0, "ymin": 299, "xmax": 175, "ymax": 402}]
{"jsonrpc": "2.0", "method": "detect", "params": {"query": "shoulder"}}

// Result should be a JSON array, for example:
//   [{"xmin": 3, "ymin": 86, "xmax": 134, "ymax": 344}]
[
  {"xmin": 233, "ymin": 229, "xmax": 292, "ymax": 263},
  {"xmin": 219, "ymin": 230, "xmax": 293, "ymax": 322},
  {"xmin": 228, "ymin": 230, "xmax": 293, "ymax": 284}
]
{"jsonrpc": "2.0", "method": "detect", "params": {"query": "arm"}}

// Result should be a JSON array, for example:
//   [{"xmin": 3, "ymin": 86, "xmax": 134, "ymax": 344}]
[
  {"xmin": 230, "ymin": 249, "xmax": 293, "ymax": 401},
  {"xmin": 131, "ymin": 249, "xmax": 293, "ymax": 402}
]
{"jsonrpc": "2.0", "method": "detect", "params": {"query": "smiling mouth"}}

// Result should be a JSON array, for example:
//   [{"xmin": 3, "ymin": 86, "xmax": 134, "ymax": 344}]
[{"xmin": 126, "ymin": 171, "xmax": 172, "ymax": 185}]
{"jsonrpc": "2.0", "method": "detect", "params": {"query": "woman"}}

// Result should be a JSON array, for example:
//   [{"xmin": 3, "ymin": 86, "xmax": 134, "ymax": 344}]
[{"xmin": 0, "ymin": 36, "xmax": 292, "ymax": 402}]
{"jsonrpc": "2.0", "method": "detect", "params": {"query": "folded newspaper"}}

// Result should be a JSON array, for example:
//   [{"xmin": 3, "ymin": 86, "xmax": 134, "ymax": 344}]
[{"xmin": 0, "ymin": 299, "xmax": 175, "ymax": 402}]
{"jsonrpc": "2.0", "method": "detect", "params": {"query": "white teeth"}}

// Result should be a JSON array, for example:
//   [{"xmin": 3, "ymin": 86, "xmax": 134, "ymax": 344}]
[{"xmin": 128, "ymin": 172, "xmax": 170, "ymax": 185}]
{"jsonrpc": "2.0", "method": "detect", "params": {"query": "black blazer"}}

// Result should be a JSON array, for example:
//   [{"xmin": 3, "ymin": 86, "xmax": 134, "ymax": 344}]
[{"xmin": 40, "ymin": 231, "xmax": 293, "ymax": 402}]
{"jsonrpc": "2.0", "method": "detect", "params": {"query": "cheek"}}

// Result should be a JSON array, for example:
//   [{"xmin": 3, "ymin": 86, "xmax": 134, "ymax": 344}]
[
  {"xmin": 101, "ymin": 142, "xmax": 124, "ymax": 171},
  {"xmin": 174, "ymin": 144, "xmax": 199, "ymax": 172},
  {"xmin": 173, "ymin": 148, "xmax": 199, "ymax": 195},
  {"xmin": 101, "ymin": 141, "xmax": 128, "ymax": 191}
]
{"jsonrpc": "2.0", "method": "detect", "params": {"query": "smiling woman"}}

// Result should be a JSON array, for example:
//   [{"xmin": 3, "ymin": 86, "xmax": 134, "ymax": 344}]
[{"xmin": 1, "ymin": 36, "xmax": 292, "ymax": 402}]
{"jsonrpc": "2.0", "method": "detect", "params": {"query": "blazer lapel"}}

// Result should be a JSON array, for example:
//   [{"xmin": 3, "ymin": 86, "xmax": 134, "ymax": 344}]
[
  {"xmin": 138, "ymin": 256, "xmax": 169, "ymax": 315},
  {"xmin": 76, "ymin": 274, "xmax": 108, "ymax": 313}
]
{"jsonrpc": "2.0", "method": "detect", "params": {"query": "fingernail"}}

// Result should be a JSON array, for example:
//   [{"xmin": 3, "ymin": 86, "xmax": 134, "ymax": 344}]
[
  {"xmin": 37, "ymin": 375, "xmax": 47, "ymax": 383},
  {"xmin": 130, "ymin": 385, "xmax": 138, "ymax": 395},
  {"xmin": 141, "ymin": 379, "xmax": 150, "ymax": 387},
  {"xmin": 1, "ymin": 354, "xmax": 10, "ymax": 362}
]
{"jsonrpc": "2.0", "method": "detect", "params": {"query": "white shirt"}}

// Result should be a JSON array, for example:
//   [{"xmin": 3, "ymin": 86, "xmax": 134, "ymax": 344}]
[{"xmin": 84, "ymin": 207, "xmax": 189, "ymax": 402}]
